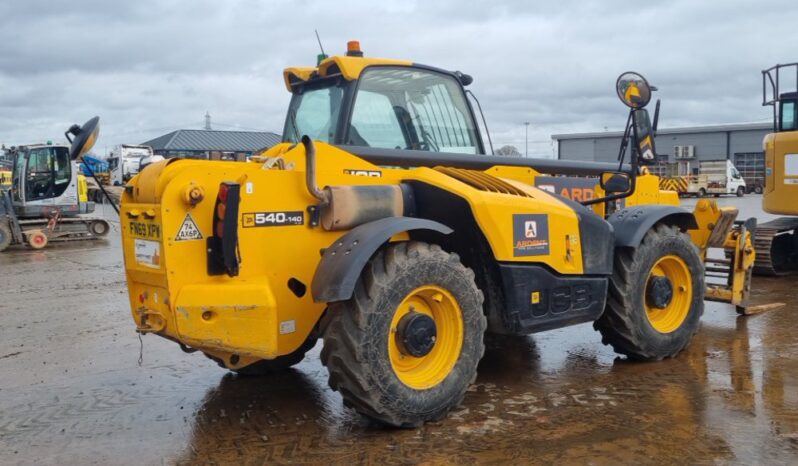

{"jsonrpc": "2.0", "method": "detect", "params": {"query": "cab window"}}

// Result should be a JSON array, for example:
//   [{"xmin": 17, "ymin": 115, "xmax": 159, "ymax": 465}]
[
  {"xmin": 348, "ymin": 67, "xmax": 481, "ymax": 153},
  {"xmin": 284, "ymin": 83, "xmax": 344, "ymax": 143},
  {"xmin": 24, "ymin": 147, "xmax": 71, "ymax": 201},
  {"xmin": 781, "ymin": 100, "xmax": 796, "ymax": 131}
]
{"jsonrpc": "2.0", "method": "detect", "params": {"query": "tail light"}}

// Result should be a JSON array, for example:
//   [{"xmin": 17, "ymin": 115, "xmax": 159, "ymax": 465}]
[{"xmin": 207, "ymin": 182, "xmax": 240, "ymax": 276}]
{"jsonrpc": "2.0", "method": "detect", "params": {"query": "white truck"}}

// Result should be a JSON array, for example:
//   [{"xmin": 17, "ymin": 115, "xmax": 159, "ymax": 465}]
[
  {"xmin": 686, "ymin": 160, "xmax": 747, "ymax": 197},
  {"xmin": 108, "ymin": 144, "xmax": 154, "ymax": 185}
]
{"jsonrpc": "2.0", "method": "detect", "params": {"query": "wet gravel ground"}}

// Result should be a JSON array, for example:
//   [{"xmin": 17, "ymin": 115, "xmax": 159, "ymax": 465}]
[{"xmin": 1, "ymin": 195, "xmax": 797, "ymax": 465}]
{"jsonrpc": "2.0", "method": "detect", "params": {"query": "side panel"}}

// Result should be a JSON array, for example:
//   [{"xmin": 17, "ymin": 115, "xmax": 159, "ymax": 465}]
[
  {"xmin": 497, "ymin": 263, "xmax": 607, "ymax": 334},
  {"xmin": 763, "ymin": 131, "xmax": 798, "ymax": 215}
]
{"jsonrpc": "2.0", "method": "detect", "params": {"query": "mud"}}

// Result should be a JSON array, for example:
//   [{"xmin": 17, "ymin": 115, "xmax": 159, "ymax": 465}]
[{"xmin": 1, "ymin": 196, "xmax": 797, "ymax": 465}]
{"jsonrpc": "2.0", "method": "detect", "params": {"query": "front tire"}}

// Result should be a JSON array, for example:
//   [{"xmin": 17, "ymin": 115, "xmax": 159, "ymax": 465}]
[
  {"xmin": 320, "ymin": 241, "xmax": 486, "ymax": 427},
  {"xmin": 595, "ymin": 224, "xmax": 704, "ymax": 360},
  {"xmin": 736, "ymin": 186, "xmax": 745, "ymax": 197}
]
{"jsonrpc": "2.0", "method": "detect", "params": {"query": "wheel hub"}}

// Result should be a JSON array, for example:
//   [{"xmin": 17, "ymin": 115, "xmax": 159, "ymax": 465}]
[
  {"xmin": 647, "ymin": 275, "xmax": 674, "ymax": 309},
  {"xmin": 395, "ymin": 311, "xmax": 437, "ymax": 357}
]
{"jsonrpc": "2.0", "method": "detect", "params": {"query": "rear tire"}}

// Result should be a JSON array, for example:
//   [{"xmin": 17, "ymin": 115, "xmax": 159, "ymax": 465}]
[
  {"xmin": 595, "ymin": 224, "xmax": 704, "ymax": 360},
  {"xmin": 27, "ymin": 230, "xmax": 48, "ymax": 250},
  {"xmin": 697, "ymin": 188, "xmax": 707, "ymax": 198},
  {"xmin": 0, "ymin": 222, "xmax": 11, "ymax": 252},
  {"xmin": 755, "ymin": 185, "xmax": 763, "ymax": 194},
  {"xmin": 320, "ymin": 241, "xmax": 486, "ymax": 427}
]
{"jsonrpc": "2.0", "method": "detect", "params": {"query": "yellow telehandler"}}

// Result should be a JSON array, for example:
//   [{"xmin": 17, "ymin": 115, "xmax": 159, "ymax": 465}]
[{"xmin": 119, "ymin": 42, "xmax": 753, "ymax": 426}]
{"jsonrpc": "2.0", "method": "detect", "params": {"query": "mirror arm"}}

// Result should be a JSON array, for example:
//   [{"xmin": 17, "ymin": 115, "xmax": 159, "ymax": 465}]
[
  {"xmin": 584, "ymin": 110, "xmax": 639, "ymax": 207},
  {"xmin": 652, "ymin": 99, "xmax": 661, "ymax": 135}
]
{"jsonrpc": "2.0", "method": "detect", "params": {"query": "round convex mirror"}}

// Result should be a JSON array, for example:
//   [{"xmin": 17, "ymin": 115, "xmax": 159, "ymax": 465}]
[{"xmin": 616, "ymin": 72, "xmax": 651, "ymax": 109}]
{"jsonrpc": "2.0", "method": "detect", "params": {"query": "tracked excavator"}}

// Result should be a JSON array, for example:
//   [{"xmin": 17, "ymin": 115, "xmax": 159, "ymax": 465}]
[
  {"xmin": 0, "ymin": 118, "xmax": 110, "ymax": 251},
  {"xmin": 756, "ymin": 64, "xmax": 798, "ymax": 275}
]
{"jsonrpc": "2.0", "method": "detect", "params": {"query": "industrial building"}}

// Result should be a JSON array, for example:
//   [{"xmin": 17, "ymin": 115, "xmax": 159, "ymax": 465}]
[
  {"xmin": 552, "ymin": 122, "xmax": 770, "ymax": 188},
  {"xmin": 142, "ymin": 129, "xmax": 281, "ymax": 161}
]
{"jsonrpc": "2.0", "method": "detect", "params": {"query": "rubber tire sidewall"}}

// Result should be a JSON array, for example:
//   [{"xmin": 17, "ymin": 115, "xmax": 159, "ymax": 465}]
[
  {"xmin": 360, "ymin": 253, "xmax": 483, "ymax": 422},
  {"xmin": 620, "ymin": 230, "xmax": 703, "ymax": 358},
  {"xmin": 736, "ymin": 186, "xmax": 744, "ymax": 197}
]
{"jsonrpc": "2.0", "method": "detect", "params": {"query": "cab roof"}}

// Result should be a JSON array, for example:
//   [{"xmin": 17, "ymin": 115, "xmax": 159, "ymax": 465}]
[{"xmin": 283, "ymin": 54, "xmax": 412, "ymax": 92}]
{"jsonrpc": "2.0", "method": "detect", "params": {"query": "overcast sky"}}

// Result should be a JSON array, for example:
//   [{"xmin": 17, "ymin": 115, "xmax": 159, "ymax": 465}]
[{"xmin": 1, "ymin": 0, "xmax": 796, "ymax": 158}]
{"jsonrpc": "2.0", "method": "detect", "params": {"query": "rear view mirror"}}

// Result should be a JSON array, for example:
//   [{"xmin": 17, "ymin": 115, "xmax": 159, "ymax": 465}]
[
  {"xmin": 616, "ymin": 72, "xmax": 652, "ymax": 109},
  {"xmin": 600, "ymin": 171, "xmax": 631, "ymax": 193},
  {"xmin": 65, "ymin": 116, "xmax": 100, "ymax": 160}
]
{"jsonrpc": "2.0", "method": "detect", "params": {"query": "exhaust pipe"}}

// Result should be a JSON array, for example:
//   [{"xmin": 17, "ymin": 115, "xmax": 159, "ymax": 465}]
[{"xmin": 301, "ymin": 136, "xmax": 330, "ymax": 205}]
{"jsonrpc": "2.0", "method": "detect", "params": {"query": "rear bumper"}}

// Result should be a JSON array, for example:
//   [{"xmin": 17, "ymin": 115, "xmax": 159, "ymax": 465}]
[{"xmin": 130, "ymin": 279, "xmax": 280, "ymax": 360}]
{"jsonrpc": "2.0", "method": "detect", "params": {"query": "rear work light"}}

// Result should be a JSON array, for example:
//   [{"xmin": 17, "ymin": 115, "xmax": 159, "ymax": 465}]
[{"xmin": 208, "ymin": 182, "xmax": 241, "ymax": 277}]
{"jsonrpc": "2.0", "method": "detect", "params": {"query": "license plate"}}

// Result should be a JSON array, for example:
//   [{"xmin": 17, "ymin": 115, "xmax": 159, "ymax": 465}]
[{"xmin": 127, "ymin": 219, "xmax": 162, "ymax": 240}]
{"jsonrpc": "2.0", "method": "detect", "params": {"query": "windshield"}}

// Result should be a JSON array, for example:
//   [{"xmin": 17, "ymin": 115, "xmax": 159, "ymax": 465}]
[
  {"xmin": 283, "ymin": 80, "xmax": 345, "ymax": 144},
  {"xmin": 282, "ymin": 67, "xmax": 481, "ymax": 154}
]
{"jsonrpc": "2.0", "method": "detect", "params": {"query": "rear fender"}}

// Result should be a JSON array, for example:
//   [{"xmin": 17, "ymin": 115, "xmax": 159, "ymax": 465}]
[{"xmin": 311, "ymin": 216, "xmax": 452, "ymax": 303}]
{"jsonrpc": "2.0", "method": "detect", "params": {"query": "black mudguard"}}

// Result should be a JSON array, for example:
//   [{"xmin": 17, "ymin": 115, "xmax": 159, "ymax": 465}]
[
  {"xmin": 311, "ymin": 217, "xmax": 452, "ymax": 303},
  {"xmin": 608, "ymin": 205, "xmax": 697, "ymax": 248}
]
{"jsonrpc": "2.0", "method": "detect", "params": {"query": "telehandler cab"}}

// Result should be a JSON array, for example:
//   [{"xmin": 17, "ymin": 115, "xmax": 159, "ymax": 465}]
[{"xmin": 120, "ymin": 42, "xmax": 753, "ymax": 427}]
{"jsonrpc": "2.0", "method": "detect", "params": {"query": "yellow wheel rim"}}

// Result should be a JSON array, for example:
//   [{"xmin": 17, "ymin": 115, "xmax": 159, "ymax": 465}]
[
  {"xmin": 388, "ymin": 285, "xmax": 464, "ymax": 389},
  {"xmin": 645, "ymin": 255, "xmax": 693, "ymax": 333}
]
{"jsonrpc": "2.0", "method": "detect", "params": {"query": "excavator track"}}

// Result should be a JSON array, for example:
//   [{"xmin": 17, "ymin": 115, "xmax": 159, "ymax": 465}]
[{"xmin": 753, "ymin": 217, "xmax": 798, "ymax": 276}]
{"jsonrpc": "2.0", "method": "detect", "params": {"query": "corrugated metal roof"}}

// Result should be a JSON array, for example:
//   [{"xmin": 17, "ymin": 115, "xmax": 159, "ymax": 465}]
[
  {"xmin": 142, "ymin": 129, "xmax": 282, "ymax": 152},
  {"xmin": 551, "ymin": 122, "xmax": 772, "ymax": 141}
]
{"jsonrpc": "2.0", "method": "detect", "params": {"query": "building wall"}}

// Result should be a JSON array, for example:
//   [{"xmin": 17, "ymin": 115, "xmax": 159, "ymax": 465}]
[{"xmin": 557, "ymin": 127, "xmax": 770, "ymax": 164}]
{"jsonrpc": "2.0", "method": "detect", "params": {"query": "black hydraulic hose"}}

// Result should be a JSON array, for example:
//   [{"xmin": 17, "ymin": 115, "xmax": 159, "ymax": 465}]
[{"xmin": 81, "ymin": 159, "xmax": 119, "ymax": 215}]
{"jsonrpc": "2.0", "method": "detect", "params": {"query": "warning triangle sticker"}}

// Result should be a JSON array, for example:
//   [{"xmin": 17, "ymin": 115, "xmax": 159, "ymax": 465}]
[{"xmin": 175, "ymin": 213, "xmax": 203, "ymax": 241}]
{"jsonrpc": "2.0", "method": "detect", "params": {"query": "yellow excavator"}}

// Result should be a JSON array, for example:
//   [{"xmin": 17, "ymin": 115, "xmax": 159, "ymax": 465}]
[
  {"xmin": 119, "ymin": 42, "xmax": 754, "ymax": 427},
  {"xmin": 757, "ymin": 63, "xmax": 798, "ymax": 275}
]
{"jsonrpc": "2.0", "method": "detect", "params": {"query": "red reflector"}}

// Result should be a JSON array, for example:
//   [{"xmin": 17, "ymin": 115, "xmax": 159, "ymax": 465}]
[
  {"xmin": 216, "ymin": 222, "xmax": 224, "ymax": 238},
  {"xmin": 139, "ymin": 293, "xmax": 145, "ymax": 304},
  {"xmin": 216, "ymin": 202, "xmax": 226, "ymax": 219},
  {"xmin": 218, "ymin": 184, "xmax": 229, "ymax": 202}
]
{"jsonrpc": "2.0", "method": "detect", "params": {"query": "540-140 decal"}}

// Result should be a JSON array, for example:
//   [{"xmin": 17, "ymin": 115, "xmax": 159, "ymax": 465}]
[{"xmin": 242, "ymin": 211, "xmax": 304, "ymax": 227}]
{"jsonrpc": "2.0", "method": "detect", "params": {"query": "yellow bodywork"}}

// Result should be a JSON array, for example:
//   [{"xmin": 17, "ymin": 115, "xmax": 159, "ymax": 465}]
[
  {"xmin": 0, "ymin": 169, "xmax": 11, "ymax": 186},
  {"xmin": 78, "ymin": 174, "xmax": 89, "ymax": 203},
  {"xmin": 284, "ymin": 55, "xmax": 413, "ymax": 91},
  {"xmin": 121, "ymin": 52, "xmax": 753, "ymax": 369},
  {"xmin": 122, "ymin": 143, "xmax": 589, "ymax": 368},
  {"xmin": 763, "ymin": 131, "xmax": 798, "ymax": 215}
]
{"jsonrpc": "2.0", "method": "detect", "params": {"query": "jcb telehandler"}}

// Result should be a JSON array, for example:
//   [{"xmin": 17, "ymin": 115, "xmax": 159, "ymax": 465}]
[
  {"xmin": 120, "ymin": 42, "xmax": 753, "ymax": 426},
  {"xmin": 0, "ymin": 118, "xmax": 110, "ymax": 252}
]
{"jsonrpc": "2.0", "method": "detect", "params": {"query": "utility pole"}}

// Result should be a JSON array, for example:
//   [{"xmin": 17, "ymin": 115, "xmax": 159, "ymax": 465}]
[
  {"xmin": 204, "ymin": 111, "xmax": 212, "ymax": 130},
  {"xmin": 524, "ymin": 122, "xmax": 530, "ymax": 157}
]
